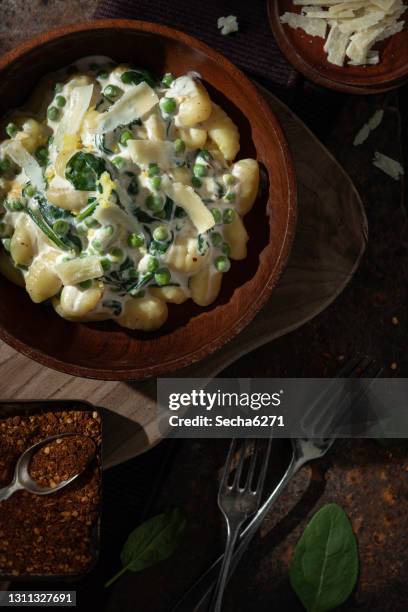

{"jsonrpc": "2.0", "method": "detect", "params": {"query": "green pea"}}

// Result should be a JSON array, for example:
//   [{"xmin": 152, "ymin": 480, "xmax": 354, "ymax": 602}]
[
  {"xmin": 52, "ymin": 219, "xmax": 69, "ymax": 236},
  {"xmin": 35, "ymin": 146, "xmax": 48, "ymax": 166},
  {"xmin": 162, "ymin": 73, "xmax": 174, "ymax": 87},
  {"xmin": 0, "ymin": 222, "xmax": 12, "ymax": 238},
  {"xmin": 193, "ymin": 164, "xmax": 207, "ymax": 178},
  {"xmin": 151, "ymin": 176, "xmax": 162, "ymax": 190},
  {"xmin": 5, "ymin": 123, "xmax": 18, "ymax": 138},
  {"xmin": 174, "ymin": 138, "xmax": 185, "ymax": 154},
  {"xmin": 55, "ymin": 82, "xmax": 63, "ymax": 93},
  {"xmin": 97, "ymin": 70, "xmax": 108, "ymax": 79},
  {"xmin": 211, "ymin": 208, "xmax": 222, "ymax": 223},
  {"xmin": 100, "ymin": 258, "xmax": 111, "ymax": 272},
  {"xmin": 104, "ymin": 85, "xmax": 121, "ymax": 99},
  {"xmin": 160, "ymin": 97, "xmax": 176, "ymax": 114},
  {"xmin": 198, "ymin": 149, "xmax": 211, "ymax": 162},
  {"xmin": 154, "ymin": 268, "xmax": 171, "ymax": 286},
  {"xmin": 192, "ymin": 176, "xmax": 202, "ymax": 189},
  {"xmin": 146, "ymin": 257, "xmax": 159, "ymax": 273},
  {"xmin": 56, "ymin": 95, "xmax": 66, "ymax": 108},
  {"xmin": 22, "ymin": 183, "xmax": 35, "ymax": 198},
  {"xmin": 223, "ymin": 208, "xmax": 235, "ymax": 224},
  {"xmin": 148, "ymin": 163, "xmax": 160, "ymax": 177},
  {"xmin": 210, "ymin": 232, "xmax": 223, "ymax": 247},
  {"xmin": 2, "ymin": 238, "xmax": 11, "ymax": 252},
  {"xmin": 0, "ymin": 158, "xmax": 11, "ymax": 173},
  {"xmin": 224, "ymin": 173, "xmax": 235, "ymax": 186},
  {"xmin": 222, "ymin": 242, "xmax": 231, "ymax": 256},
  {"xmin": 7, "ymin": 200, "xmax": 24, "ymax": 212},
  {"xmin": 120, "ymin": 130, "xmax": 133, "ymax": 146},
  {"xmin": 112, "ymin": 156, "xmax": 125, "ymax": 169},
  {"xmin": 85, "ymin": 218, "xmax": 101, "ymax": 229},
  {"xmin": 109, "ymin": 247, "xmax": 124, "ymax": 261},
  {"xmin": 47, "ymin": 106, "xmax": 60, "ymax": 121},
  {"xmin": 128, "ymin": 232, "xmax": 144, "ymax": 248},
  {"xmin": 225, "ymin": 192, "xmax": 236, "ymax": 203},
  {"xmin": 153, "ymin": 226, "xmax": 168, "ymax": 242},
  {"xmin": 146, "ymin": 194, "xmax": 164, "ymax": 213},
  {"xmin": 215, "ymin": 255, "xmax": 231, "ymax": 273},
  {"xmin": 92, "ymin": 239, "xmax": 103, "ymax": 252},
  {"xmin": 80, "ymin": 279, "xmax": 93, "ymax": 290}
]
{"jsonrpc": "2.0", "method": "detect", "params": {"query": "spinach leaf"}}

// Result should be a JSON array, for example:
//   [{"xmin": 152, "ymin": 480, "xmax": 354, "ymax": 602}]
[
  {"xmin": 33, "ymin": 195, "xmax": 82, "ymax": 253},
  {"xmin": 197, "ymin": 234, "xmax": 209, "ymax": 255},
  {"xmin": 105, "ymin": 508, "xmax": 185, "ymax": 588},
  {"xmin": 65, "ymin": 152, "xmax": 106, "ymax": 191},
  {"xmin": 95, "ymin": 134, "xmax": 114, "ymax": 155},
  {"xmin": 121, "ymin": 69, "xmax": 157, "ymax": 89},
  {"xmin": 290, "ymin": 503, "xmax": 358, "ymax": 612}
]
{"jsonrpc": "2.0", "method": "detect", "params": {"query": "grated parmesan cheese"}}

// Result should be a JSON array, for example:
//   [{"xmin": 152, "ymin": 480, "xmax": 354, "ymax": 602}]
[{"xmin": 281, "ymin": 1, "xmax": 407, "ymax": 67}]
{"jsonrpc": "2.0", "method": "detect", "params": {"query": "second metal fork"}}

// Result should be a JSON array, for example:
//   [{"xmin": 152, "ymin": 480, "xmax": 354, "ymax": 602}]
[{"xmin": 211, "ymin": 438, "xmax": 271, "ymax": 612}]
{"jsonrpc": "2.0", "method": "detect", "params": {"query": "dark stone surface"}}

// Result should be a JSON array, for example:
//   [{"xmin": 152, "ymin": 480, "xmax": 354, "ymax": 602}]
[{"xmin": 2, "ymin": 2, "xmax": 408, "ymax": 612}]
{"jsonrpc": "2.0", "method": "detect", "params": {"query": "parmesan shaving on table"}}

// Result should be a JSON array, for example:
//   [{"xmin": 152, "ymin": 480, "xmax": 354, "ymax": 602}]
[
  {"xmin": 353, "ymin": 109, "xmax": 384, "ymax": 145},
  {"xmin": 280, "ymin": 1, "xmax": 407, "ymax": 66},
  {"xmin": 373, "ymin": 151, "xmax": 404, "ymax": 180}
]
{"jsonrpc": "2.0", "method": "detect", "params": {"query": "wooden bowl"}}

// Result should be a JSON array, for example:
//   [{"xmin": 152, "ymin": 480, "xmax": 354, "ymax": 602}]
[
  {"xmin": 0, "ymin": 20, "xmax": 296, "ymax": 381},
  {"xmin": 269, "ymin": 0, "xmax": 408, "ymax": 94}
]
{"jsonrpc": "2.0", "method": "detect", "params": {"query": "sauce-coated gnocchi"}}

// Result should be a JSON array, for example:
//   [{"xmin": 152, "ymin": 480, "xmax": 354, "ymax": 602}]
[{"xmin": 0, "ymin": 57, "xmax": 259, "ymax": 331}]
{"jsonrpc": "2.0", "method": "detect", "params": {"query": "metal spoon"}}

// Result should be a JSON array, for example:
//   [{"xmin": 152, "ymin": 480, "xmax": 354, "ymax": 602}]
[{"xmin": 0, "ymin": 433, "xmax": 95, "ymax": 501}]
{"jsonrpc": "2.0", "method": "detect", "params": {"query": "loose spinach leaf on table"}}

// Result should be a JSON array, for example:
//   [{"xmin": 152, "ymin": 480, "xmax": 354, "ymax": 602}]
[
  {"xmin": 290, "ymin": 503, "xmax": 359, "ymax": 612},
  {"xmin": 105, "ymin": 508, "xmax": 186, "ymax": 588}
]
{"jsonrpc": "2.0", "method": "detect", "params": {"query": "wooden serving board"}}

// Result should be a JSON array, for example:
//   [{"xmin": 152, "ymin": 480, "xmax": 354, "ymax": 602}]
[{"xmin": 0, "ymin": 91, "xmax": 367, "ymax": 469}]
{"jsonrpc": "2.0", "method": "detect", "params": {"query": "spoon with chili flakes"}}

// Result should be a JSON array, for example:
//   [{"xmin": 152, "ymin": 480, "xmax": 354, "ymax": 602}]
[{"xmin": 0, "ymin": 433, "xmax": 95, "ymax": 500}]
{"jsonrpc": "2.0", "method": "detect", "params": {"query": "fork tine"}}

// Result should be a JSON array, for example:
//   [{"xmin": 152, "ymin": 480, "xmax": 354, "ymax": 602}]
[
  {"xmin": 255, "ymin": 438, "xmax": 272, "ymax": 493},
  {"xmin": 245, "ymin": 439, "xmax": 260, "ymax": 491},
  {"xmin": 220, "ymin": 438, "xmax": 237, "ymax": 491},
  {"xmin": 233, "ymin": 439, "xmax": 251, "ymax": 489}
]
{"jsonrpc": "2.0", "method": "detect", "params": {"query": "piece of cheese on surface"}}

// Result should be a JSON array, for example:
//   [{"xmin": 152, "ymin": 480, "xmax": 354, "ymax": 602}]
[
  {"xmin": 373, "ymin": 151, "xmax": 404, "ymax": 180},
  {"xmin": 162, "ymin": 178, "xmax": 215, "ymax": 234},
  {"xmin": 280, "ymin": 12, "xmax": 327, "ymax": 36},
  {"xmin": 217, "ymin": 15, "xmax": 239, "ymax": 35},
  {"xmin": 94, "ymin": 83, "xmax": 158, "ymax": 134},
  {"xmin": 324, "ymin": 25, "xmax": 350, "ymax": 65},
  {"xmin": 353, "ymin": 109, "xmax": 384, "ymax": 145}
]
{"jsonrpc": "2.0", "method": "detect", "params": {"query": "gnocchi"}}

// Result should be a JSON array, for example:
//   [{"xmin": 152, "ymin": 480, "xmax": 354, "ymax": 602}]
[{"xmin": 0, "ymin": 57, "xmax": 259, "ymax": 331}]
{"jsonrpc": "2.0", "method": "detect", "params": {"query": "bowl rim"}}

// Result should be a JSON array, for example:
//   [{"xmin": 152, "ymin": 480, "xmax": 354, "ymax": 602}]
[
  {"xmin": 0, "ymin": 19, "xmax": 297, "ymax": 380},
  {"xmin": 268, "ymin": 0, "xmax": 408, "ymax": 94}
]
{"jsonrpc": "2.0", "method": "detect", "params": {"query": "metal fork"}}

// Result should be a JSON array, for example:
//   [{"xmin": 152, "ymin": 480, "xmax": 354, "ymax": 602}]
[
  {"xmin": 172, "ymin": 356, "xmax": 382, "ymax": 612},
  {"xmin": 211, "ymin": 438, "xmax": 272, "ymax": 612}
]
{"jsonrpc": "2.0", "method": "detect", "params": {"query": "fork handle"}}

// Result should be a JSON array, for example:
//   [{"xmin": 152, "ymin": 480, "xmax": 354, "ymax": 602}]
[{"xmin": 211, "ymin": 518, "xmax": 244, "ymax": 612}]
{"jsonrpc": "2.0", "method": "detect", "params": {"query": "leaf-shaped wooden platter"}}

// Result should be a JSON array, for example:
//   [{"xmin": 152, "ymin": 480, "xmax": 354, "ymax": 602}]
[{"xmin": 0, "ymin": 91, "xmax": 367, "ymax": 469}]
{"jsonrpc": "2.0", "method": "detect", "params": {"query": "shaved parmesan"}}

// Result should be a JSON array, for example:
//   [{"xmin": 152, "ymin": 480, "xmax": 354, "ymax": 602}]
[
  {"xmin": 373, "ymin": 151, "xmax": 404, "ymax": 180},
  {"xmin": 162, "ymin": 178, "xmax": 215, "ymax": 234},
  {"xmin": 54, "ymin": 85, "xmax": 94, "ymax": 152},
  {"xmin": 353, "ymin": 109, "xmax": 384, "ymax": 145},
  {"xmin": 280, "ymin": 12, "xmax": 327, "ymax": 37},
  {"xmin": 281, "ymin": 1, "xmax": 406, "ymax": 66},
  {"xmin": 128, "ymin": 140, "xmax": 174, "ymax": 169},
  {"xmin": 217, "ymin": 15, "xmax": 239, "ymax": 35},
  {"xmin": 6, "ymin": 141, "xmax": 44, "ymax": 190},
  {"xmin": 94, "ymin": 83, "xmax": 158, "ymax": 134},
  {"xmin": 55, "ymin": 256, "xmax": 103, "ymax": 285}
]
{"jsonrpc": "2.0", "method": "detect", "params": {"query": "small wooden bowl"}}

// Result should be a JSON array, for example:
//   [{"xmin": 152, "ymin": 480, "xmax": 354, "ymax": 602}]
[
  {"xmin": 269, "ymin": 0, "xmax": 408, "ymax": 94},
  {"xmin": 0, "ymin": 20, "xmax": 296, "ymax": 381}
]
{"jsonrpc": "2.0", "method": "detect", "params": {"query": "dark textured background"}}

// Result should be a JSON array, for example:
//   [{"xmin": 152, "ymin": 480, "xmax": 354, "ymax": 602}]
[{"xmin": 1, "ymin": 1, "xmax": 408, "ymax": 611}]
